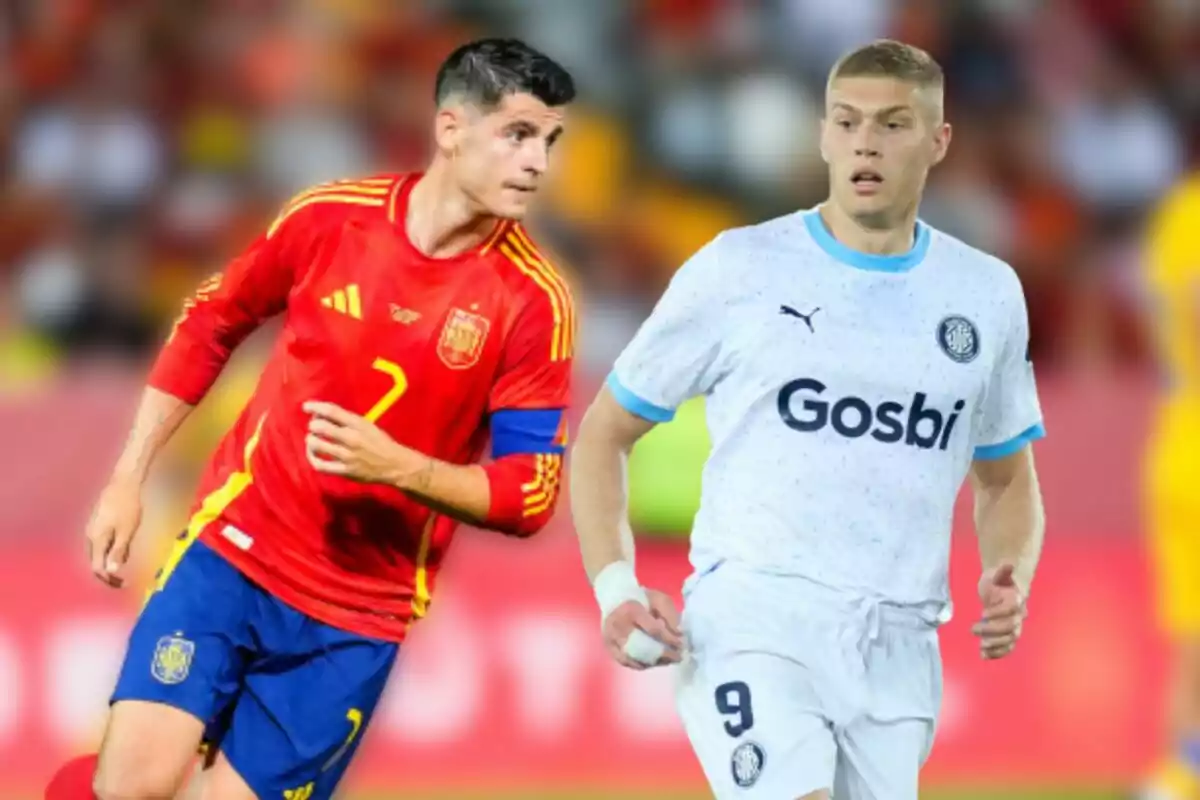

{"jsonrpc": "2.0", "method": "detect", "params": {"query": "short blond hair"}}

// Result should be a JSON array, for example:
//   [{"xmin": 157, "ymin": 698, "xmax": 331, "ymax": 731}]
[{"xmin": 829, "ymin": 39, "xmax": 944, "ymax": 90}]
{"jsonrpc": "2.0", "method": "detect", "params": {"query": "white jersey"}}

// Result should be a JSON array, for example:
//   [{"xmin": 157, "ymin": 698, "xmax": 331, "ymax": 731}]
[{"xmin": 610, "ymin": 208, "xmax": 1044, "ymax": 621}]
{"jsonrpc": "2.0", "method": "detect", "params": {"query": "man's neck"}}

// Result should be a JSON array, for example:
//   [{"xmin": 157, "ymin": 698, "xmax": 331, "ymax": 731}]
[
  {"xmin": 407, "ymin": 163, "xmax": 497, "ymax": 259},
  {"xmin": 818, "ymin": 200, "xmax": 919, "ymax": 256}
]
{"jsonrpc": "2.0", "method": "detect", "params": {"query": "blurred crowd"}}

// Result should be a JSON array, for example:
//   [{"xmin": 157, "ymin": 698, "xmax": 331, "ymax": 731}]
[{"xmin": 0, "ymin": 0, "xmax": 1197, "ymax": 394}]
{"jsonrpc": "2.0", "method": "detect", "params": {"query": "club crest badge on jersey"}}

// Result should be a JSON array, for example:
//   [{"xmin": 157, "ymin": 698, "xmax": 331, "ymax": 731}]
[
  {"xmin": 730, "ymin": 741, "xmax": 766, "ymax": 788},
  {"xmin": 151, "ymin": 634, "xmax": 195, "ymax": 685},
  {"xmin": 937, "ymin": 315, "xmax": 980, "ymax": 363},
  {"xmin": 438, "ymin": 308, "xmax": 491, "ymax": 370}
]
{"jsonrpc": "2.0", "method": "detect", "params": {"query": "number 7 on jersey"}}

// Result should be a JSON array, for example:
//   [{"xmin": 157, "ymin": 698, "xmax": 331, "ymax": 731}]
[{"xmin": 365, "ymin": 358, "xmax": 407, "ymax": 423}]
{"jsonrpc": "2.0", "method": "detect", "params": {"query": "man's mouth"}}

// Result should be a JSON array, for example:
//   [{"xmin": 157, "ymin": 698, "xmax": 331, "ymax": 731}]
[
  {"xmin": 851, "ymin": 169, "xmax": 883, "ymax": 185},
  {"xmin": 850, "ymin": 169, "xmax": 884, "ymax": 195}
]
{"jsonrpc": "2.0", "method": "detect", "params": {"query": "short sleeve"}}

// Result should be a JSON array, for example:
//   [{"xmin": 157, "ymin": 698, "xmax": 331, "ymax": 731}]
[
  {"xmin": 489, "ymin": 293, "xmax": 573, "ymax": 412},
  {"xmin": 973, "ymin": 285, "xmax": 1046, "ymax": 460},
  {"xmin": 608, "ymin": 236, "xmax": 727, "ymax": 423}
]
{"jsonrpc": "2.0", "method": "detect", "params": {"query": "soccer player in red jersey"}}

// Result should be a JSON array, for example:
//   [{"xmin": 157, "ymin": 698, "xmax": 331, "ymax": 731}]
[{"xmin": 74, "ymin": 39, "xmax": 576, "ymax": 800}]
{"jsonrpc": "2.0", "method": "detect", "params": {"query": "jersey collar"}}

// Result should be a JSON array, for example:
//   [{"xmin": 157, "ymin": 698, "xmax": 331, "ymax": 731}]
[{"xmin": 802, "ymin": 209, "xmax": 930, "ymax": 273}]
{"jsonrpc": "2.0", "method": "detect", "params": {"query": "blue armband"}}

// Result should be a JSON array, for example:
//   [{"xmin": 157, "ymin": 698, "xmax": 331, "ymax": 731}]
[{"xmin": 491, "ymin": 408, "xmax": 567, "ymax": 458}]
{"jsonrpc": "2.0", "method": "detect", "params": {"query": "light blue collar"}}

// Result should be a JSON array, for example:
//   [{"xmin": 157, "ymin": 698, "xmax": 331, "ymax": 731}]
[{"xmin": 802, "ymin": 208, "xmax": 930, "ymax": 273}]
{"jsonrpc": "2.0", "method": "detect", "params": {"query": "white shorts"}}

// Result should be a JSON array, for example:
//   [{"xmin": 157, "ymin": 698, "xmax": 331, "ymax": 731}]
[{"xmin": 675, "ymin": 562, "xmax": 943, "ymax": 799}]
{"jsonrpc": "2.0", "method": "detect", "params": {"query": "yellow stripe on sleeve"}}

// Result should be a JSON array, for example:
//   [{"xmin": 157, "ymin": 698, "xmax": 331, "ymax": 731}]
[
  {"xmin": 523, "ymin": 454, "xmax": 563, "ymax": 517},
  {"xmin": 265, "ymin": 179, "xmax": 393, "ymax": 240},
  {"xmin": 523, "ymin": 455, "xmax": 564, "ymax": 520},
  {"xmin": 498, "ymin": 233, "xmax": 576, "ymax": 362},
  {"xmin": 498, "ymin": 241, "xmax": 563, "ymax": 359},
  {"xmin": 510, "ymin": 228, "xmax": 576, "ymax": 359},
  {"xmin": 521, "ymin": 453, "xmax": 550, "ymax": 493},
  {"xmin": 283, "ymin": 180, "xmax": 393, "ymax": 209},
  {"xmin": 267, "ymin": 194, "xmax": 386, "ymax": 239},
  {"xmin": 480, "ymin": 221, "xmax": 510, "ymax": 255}
]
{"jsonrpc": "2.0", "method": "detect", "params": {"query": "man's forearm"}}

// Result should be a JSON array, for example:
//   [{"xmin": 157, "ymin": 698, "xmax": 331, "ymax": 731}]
[
  {"xmin": 569, "ymin": 423, "xmax": 638, "ymax": 582},
  {"xmin": 974, "ymin": 466, "xmax": 1045, "ymax": 597},
  {"xmin": 111, "ymin": 387, "xmax": 196, "ymax": 486},
  {"xmin": 391, "ymin": 458, "xmax": 492, "ymax": 525}
]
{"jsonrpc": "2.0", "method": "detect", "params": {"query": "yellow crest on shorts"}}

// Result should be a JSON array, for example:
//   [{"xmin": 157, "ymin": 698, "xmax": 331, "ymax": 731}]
[{"xmin": 151, "ymin": 634, "xmax": 195, "ymax": 685}]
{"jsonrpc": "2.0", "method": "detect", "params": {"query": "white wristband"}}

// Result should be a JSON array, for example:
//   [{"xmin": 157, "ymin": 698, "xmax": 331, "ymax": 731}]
[
  {"xmin": 593, "ymin": 560, "xmax": 666, "ymax": 665},
  {"xmin": 593, "ymin": 560, "xmax": 648, "ymax": 619}
]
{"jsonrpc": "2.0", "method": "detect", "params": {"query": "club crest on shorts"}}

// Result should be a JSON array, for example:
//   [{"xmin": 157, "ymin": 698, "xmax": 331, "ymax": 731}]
[
  {"xmin": 151, "ymin": 634, "xmax": 195, "ymax": 685},
  {"xmin": 438, "ymin": 307, "xmax": 490, "ymax": 369},
  {"xmin": 937, "ymin": 315, "xmax": 980, "ymax": 363},
  {"xmin": 730, "ymin": 741, "xmax": 766, "ymax": 788}
]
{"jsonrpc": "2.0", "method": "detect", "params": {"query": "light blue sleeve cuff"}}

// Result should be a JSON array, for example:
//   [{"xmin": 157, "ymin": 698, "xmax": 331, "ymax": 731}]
[
  {"xmin": 973, "ymin": 422, "xmax": 1046, "ymax": 461},
  {"xmin": 605, "ymin": 372, "xmax": 676, "ymax": 423}
]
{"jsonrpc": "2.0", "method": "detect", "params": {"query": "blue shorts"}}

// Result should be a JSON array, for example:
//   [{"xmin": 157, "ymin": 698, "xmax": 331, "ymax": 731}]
[{"xmin": 111, "ymin": 539, "xmax": 399, "ymax": 799}]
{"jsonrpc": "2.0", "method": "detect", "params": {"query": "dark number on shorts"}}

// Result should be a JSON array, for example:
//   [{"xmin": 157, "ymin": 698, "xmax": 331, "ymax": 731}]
[{"xmin": 714, "ymin": 681, "xmax": 754, "ymax": 737}]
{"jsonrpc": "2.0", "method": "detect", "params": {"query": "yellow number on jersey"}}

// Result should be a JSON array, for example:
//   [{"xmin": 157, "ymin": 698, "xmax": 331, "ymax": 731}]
[{"xmin": 364, "ymin": 358, "xmax": 408, "ymax": 423}]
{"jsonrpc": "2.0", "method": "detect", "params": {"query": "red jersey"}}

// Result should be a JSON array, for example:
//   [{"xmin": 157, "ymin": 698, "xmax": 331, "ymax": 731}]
[{"xmin": 149, "ymin": 174, "xmax": 575, "ymax": 641}]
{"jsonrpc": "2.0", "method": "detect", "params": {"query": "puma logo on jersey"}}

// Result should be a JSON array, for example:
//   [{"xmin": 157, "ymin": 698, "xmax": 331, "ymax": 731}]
[
  {"xmin": 780, "ymin": 304, "xmax": 820, "ymax": 332},
  {"xmin": 321, "ymin": 285, "xmax": 363, "ymax": 319},
  {"xmin": 283, "ymin": 783, "xmax": 314, "ymax": 800}
]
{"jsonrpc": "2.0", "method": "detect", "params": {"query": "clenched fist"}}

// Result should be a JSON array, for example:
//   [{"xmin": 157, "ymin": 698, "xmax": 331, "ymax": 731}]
[{"xmin": 602, "ymin": 588, "xmax": 685, "ymax": 670}]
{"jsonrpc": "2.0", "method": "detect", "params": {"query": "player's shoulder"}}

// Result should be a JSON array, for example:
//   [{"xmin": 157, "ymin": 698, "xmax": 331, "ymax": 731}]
[
  {"xmin": 707, "ymin": 212, "xmax": 801, "ymax": 260},
  {"xmin": 486, "ymin": 221, "xmax": 576, "ymax": 334},
  {"xmin": 925, "ymin": 223, "xmax": 1024, "ymax": 299},
  {"xmin": 669, "ymin": 213, "xmax": 799, "ymax": 286},
  {"xmin": 486, "ymin": 222, "xmax": 573, "ymax": 301},
  {"xmin": 265, "ymin": 173, "xmax": 409, "ymax": 239}
]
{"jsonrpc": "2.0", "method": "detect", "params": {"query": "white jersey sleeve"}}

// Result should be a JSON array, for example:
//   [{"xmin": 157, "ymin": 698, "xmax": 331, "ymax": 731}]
[
  {"xmin": 608, "ymin": 236, "xmax": 728, "ymax": 422},
  {"xmin": 973, "ymin": 281, "xmax": 1045, "ymax": 459}
]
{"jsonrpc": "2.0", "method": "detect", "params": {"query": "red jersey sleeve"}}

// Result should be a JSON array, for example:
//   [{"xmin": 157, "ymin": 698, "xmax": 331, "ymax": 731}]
[
  {"xmin": 147, "ymin": 203, "xmax": 312, "ymax": 405},
  {"xmin": 488, "ymin": 289, "xmax": 574, "ymax": 412},
  {"xmin": 483, "ymin": 286, "xmax": 575, "ymax": 535}
]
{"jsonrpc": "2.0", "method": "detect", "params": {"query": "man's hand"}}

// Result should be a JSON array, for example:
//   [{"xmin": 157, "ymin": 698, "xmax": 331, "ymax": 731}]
[
  {"xmin": 85, "ymin": 479, "xmax": 143, "ymax": 588},
  {"xmin": 602, "ymin": 589, "xmax": 684, "ymax": 670},
  {"xmin": 973, "ymin": 563, "xmax": 1026, "ymax": 660},
  {"xmin": 304, "ymin": 401, "xmax": 420, "ymax": 485}
]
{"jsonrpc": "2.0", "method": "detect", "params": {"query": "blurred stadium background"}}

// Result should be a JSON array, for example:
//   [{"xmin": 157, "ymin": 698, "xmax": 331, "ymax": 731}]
[{"xmin": 1, "ymin": 0, "xmax": 1197, "ymax": 797}]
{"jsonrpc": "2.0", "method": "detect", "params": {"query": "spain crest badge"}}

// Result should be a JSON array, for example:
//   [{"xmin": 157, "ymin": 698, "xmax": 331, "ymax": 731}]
[
  {"xmin": 151, "ymin": 634, "xmax": 195, "ymax": 685},
  {"xmin": 438, "ymin": 308, "xmax": 490, "ymax": 369}
]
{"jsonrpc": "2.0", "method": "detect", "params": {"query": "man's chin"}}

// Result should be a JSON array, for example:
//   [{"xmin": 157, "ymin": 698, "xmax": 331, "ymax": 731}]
[
  {"xmin": 838, "ymin": 193, "xmax": 900, "ymax": 229},
  {"xmin": 489, "ymin": 196, "xmax": 533, "ymax": 221}
]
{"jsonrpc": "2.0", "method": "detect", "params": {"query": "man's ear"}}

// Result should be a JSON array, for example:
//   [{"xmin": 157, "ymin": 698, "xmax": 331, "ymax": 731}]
[
  {"xmin": 434, "ymin": 103, "xmax": 467, "ymax": 155},
  {"xmin": 931, "ymin": 121, "xmax": 953, "ymax": 167}
]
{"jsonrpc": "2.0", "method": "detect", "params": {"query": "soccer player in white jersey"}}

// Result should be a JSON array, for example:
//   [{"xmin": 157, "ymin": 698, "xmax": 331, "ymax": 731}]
[{"xmin": 569, "ymin": 40, "xmax": 1047, "ymax": 800}]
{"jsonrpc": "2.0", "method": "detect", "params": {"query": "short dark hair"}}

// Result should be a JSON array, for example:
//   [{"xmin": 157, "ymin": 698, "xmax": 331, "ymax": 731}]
[
  {"xmin": 434, "ymin": 38, "xmax": 576, "ymax": 110},
  {"xmin": 830, "ymin": 39, "xmax": 944, "ymax": 90}
]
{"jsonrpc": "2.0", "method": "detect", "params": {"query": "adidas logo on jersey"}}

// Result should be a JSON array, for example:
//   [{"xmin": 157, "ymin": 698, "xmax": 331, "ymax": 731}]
[
  {"xmin": 777, "ymin": 377, "xmax": 966, "ymax": 451},
  {"xmin": 321, "ymin": 284, "xmax": 363, "ymax": 319}
]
